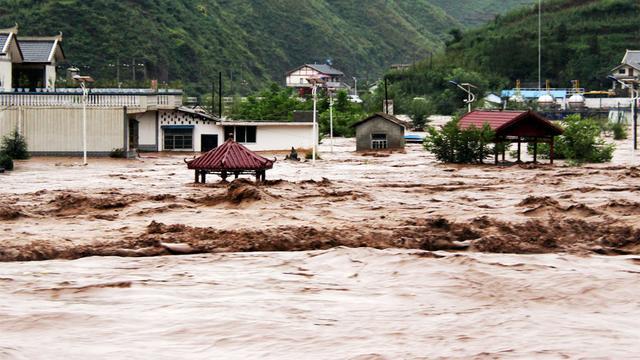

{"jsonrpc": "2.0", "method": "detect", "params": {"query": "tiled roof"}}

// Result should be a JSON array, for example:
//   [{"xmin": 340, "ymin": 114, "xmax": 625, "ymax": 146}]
[
  {"xmin": 622, "ymin": 50, "xmax": 640, "ymax": 67},
  {"xmin": 307, "ymin": 64, "xmax": 344, "ymax": 76},
  {"xmin": 458, "ymin": 110, "xmax": 563, "ymax": 136},
  {"xmin": 19, "ymin": 39, "xmax": 56, "ymax": 63},
  {"xmin": 187, "ymin": 140, "xmax": 275, "ymax": 171},
  {"xmin": 352, "ymin": 112, "xmax": 410, "ymax": 128}
]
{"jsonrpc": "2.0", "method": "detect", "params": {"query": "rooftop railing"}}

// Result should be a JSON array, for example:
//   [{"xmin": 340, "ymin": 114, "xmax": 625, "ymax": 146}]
[{"xmin": 0, "ymin": 88, "xmax": 183, "ymax": 110}]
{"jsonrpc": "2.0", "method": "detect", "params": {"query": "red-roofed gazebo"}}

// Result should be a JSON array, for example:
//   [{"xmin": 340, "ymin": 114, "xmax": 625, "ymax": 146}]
[
  {"xmin": 186, "ymin": 140, "xmax": 275, "ymax": 183},
  {"xmin": 459, "ymin": 110, "xmax": 563, "ymax": 164}
]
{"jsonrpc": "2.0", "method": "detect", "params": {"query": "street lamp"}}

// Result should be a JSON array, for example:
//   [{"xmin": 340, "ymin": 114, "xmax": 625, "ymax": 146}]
[
  {"xmin": 449, "ymin": 80, "xmax": 477, "ymax": 113},
  {"xmin": 307, "ymin": 76, "xmax": 326, "ymax": 164},
  {"xmin": 352, "ymin": 76, "xmax": 357, "ymax": 96},
  {"xmin": 73, "ymin": 75, "xmax": 95, "ymax": 165},
  {"xmin": 609, "ymin": 75, "xmax": 639, "ymax": 150}
]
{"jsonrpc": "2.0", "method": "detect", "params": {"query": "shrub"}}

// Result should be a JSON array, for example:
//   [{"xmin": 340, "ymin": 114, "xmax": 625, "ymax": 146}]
[
  {"xmin": 611, "ymin": 122, "xmax": 628, "ymax": 140},
  {"xmin": 530, "ymin": 115, "xmax": 614, "ymax": 164},
  {"xmin": 110, "ymin": 148, "xmax": 127, "ymax": 158},
  {"xmin": 424, "ymin": 118, "xmax": 495, "ymax": 163},
  {"xmin": 1, "ymin": 129, "xmax": 29, "ymax": 160},
  {"xmin": 0, "ymin": 153, "xmax": 13, "ymax": 171}
]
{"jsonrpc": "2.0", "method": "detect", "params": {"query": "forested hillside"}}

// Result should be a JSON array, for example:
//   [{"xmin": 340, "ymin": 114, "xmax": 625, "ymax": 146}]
[
  {"xmin": 384, "ymin": 0, "xmax": 640, "ymax": 115},
  {"xmin": 0, "ymin": 0, "xmax": 534, "ymax": 93}
]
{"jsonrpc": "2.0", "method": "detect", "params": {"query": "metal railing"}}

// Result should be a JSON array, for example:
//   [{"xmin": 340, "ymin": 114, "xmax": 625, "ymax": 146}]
[{"xmin": 0, "ymin": 88, "xmax": 182, "ymax": 109}]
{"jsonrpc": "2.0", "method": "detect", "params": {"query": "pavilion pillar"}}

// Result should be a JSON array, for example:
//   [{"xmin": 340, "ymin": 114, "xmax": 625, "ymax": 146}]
[
  {"xmin": 502, "ymin": 141, "xmax": 506, "ymax": 162},
  {"xmin": 201, "ymin": 171, "xmax": 207, "ymax": 184},
  {"xmin": 194, "ymin": 170, "xmax": 200, "ymax": 183},
  {"xmin": 221, "ymin": 171, "xmax": 228, "ymax": 181},
  {"xmin": 550, "ymin": 137, "xmax": 555, "ymax": 165},
  {"xmin": 255, "ymin": 170, "xmax": 260, "ymax": 182},
  {"xmin": 517, "ymin": 137, "xmax": 521, "ymax": 163},
  {"xmin": 533, "ymin": 137, "xmax": 538, "ymax": 163},
  {"xmin": 494, "ymin": 141, "xmax": 499, "ymax": 165}
]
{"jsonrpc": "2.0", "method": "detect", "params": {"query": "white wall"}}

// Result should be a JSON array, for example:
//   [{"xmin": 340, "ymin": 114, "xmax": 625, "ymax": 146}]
[
  {"xmin": 192, "ymin": 123, "xmax": 224, "ymax": 152},
  {"xmin": 0, "ymin": 57, "xmax": 12, "ymax": 91},
  {"xmin": 134, "ymin": 111, "xmax": 157, "ymax": 148},
  {"xmin": 45, "ymin": 64, "xmax": 56, "ymax": 89},
  {"xmin": 157, "ymin": 110, "xmax": 222, "ymax": 152},
  {"xmin": 241, "ymin": 125, "xmax": 313, "ymax": 152},
  {"xmin": 286, "ymin": 66, "xmax": 319, "ymax": 86},
  {"xmin": 0, "ymin": 107, "xmax": 125, "ymax": 153}
]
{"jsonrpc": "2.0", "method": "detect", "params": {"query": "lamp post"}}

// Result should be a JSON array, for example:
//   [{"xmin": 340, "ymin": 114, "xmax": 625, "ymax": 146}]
[
  {"xmin": 449, "ymin": 81, "xmax": 477, "ymax": 113},
  {"xmin": 609, "ymin": 76, "xmax": 639, "ymax": 150},
  {"xmin": 307, "ymin": 76, "xmax": 325, "ymax": 164},
  {"xmin": 73, "ymin": 75, "xmax": 95, "ymax": 165},
  {"xmin": 352, "ymin": 76, "xmax": 357, "ymax": 96},
  {"xmin": 329, "ymin": 90, "xmax": 334, "ymax": 153}
]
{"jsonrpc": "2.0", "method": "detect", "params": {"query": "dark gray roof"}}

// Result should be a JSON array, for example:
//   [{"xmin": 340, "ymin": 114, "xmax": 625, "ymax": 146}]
[
  {"xmin": 19, "ymin": 40, "xmax": 55, "ymax": 63},
  {"xmin": 306, "ymin": 64, "xmax": 344, "ymax": 76},
  {"xmin": 623, "ymin": 50, "xmax": 640, "ymax": 68},
  {"xmin": 0, "ymin": 34, "xmax": 8, "ymax": 53},
  {"xmin": 351, "ymin": 112, "xmax": 410, "ymax": 129}
]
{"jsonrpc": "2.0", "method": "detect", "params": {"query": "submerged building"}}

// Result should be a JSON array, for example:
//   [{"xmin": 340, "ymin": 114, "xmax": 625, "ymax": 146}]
[{"xmin": 0, "ymin": 25, "xmax": 313, "ymax": 156}]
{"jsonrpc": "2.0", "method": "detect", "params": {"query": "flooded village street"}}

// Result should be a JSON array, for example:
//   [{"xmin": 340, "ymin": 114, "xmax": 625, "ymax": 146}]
[{"xmin": 1, "ymin": 138, "xmax": 640, "ymax": 358}]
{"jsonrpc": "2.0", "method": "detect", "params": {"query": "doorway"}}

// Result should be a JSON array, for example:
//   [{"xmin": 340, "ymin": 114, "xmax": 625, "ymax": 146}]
[
  {"xmin": 201, "ymin": 134, "xmax": 219, "ymax": 152},
  {"xmin": 128, "ymin": 119, "xmax": 139, "ymax": 150}
]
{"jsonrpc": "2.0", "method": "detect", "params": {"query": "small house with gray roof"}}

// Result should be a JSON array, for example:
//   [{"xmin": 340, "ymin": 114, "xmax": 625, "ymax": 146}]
[
  {"xmin": 610, "ymin": 50, "xmax": 640, "ymax": 88},
  {"xmin": 352, "ymin": 112, "xmax": 408, "ymax": 152},
  {"xmin": 0, "ymin": 24, "xmax": 65, "ymax": 91},
  {"xmin": 285, "ymin": 63, "xmax": 349, "ymax": 95}
]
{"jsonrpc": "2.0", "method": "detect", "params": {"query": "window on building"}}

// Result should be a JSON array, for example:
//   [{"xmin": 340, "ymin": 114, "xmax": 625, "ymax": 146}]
[
  {"xmin": 164, "ymin": 128, "xmax": 193, "ymax": 150},
  {"xmin": 371, "ymin": 133, "xmax": 388, "ymax": 149},
  {"xmin": 300, "ymin": 78, "xmax": 305, "ymax": 84},
  {"xmin": 619, "ymin": 69, "xmax": 626, "ymax": 74},
  {"xmin": 234, "ymin": 126, "xmax": 257, "ymax": 143}
]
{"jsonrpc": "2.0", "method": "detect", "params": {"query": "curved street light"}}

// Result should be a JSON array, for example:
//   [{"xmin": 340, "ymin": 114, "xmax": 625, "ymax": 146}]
[{"xmin": 449, "ymin": 80, "xmax": 477, "ymax": 113}]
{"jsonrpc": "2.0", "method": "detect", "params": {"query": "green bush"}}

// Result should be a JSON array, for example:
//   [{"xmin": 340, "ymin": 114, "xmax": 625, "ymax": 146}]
[
  {"xmin": 611, "ymin": 122, "xmax": 628, "ymax": 140},
  {"xmin": 424, "ymin": 118, "xmax": 495, "ymax": 164},
  {"xmin": 1, "ymin": 130, "xmax": 29, "ymax": 160},
  {"xmin": 0, "ymin": 153, "xmax": 14, "ymax": 171},
  {"xmin": 530, "ymin": 115, "xmax": 614, "ymax": 164}
]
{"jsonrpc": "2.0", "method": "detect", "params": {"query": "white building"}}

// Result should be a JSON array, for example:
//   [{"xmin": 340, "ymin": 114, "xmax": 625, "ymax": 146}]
[
  {"xmin": 610, "ymin": 50, "xmax": 640, "ymax": 88},
  {"xmin": 0, "ymin": 26, "xmax": 314, "ymax": 156},
  {"xmin": 0, "ymin": 25, "xmax": 65, "ymax": 91},
  {"xmin": 285, "ymin": 63, "xmax": 349, "ymax": 95}
]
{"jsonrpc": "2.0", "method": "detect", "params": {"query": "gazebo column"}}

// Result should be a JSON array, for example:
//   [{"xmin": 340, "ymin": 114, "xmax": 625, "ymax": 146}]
[
  {"xmin": 194, "ymin": 170, "xmax": 200, "ymax": 183},
  {"xmin": 494, "ymin": 140, "xmax": 499, "ymax": 165},
  {"xmin": 533, "ymin": 137, "xmax": 538, "ymax": 163},
  {"xmin": 255, "ymin": 170, "xmax": 260, "ymax": 182},
  {"xmin": 516, "ymin": 137, "xmax": 521, "ymax": 163},
  {"xmin": 502, "ymin": 141, "xmax": 506, "ymax": 162},
  {"xmin": 201, "ymin": 171, "xmax": 207, "ymax": 184},
  {"xmin": 550, "ymin": 137, "xmax": 555, "ymax": 165},
  {"xmin": 221, "ymin": 171, "xmax": 228, "ymax": 181}
]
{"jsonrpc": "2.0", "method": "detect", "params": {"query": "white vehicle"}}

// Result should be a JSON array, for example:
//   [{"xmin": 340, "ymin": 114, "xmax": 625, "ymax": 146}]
[{"xmin": 348, "ymin": 94, "xmax": 363, "ymax": 104}]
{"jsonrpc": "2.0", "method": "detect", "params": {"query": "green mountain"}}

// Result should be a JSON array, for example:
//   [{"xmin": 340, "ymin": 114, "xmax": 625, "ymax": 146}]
[
  {"xmin": 445, "ymin": 0, "xmax": 640, "ymax": 89},
  {"xmin": 383, "ymin": 0, "xmax": 640, "ymax": 115},
  {"xmin": 0, "ymin": 0, "xmax": 534, "ymax": 94}
]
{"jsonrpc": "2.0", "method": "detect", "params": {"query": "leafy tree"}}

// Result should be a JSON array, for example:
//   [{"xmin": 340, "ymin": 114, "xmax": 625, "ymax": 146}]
[
  {"xmin": 0, "ymin": 153, "xmax": 13, "ymax": 171},
  {"xmin": 424, "ymin": 118, "xmax": 495, "ymax": 164},
  {"xmin": 408, "ymin": 98, "xmax": 433, "ymax": 130},
  {"xmin": 1, "ymin": 130, "xmax": 29, "ymax": 160}
]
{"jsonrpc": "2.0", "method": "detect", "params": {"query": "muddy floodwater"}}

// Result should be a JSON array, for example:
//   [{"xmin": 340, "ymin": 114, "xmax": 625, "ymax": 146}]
[{"xmin": 1, "ymin": 137, "xmax": 640, "ymax": 358}]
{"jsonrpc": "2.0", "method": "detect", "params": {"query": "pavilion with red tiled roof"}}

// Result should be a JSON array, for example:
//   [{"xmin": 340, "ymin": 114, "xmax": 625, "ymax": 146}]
[
  {"xmin": 186, "ymin": 139, "xmax": 275, "ymax": 183},
  {"xmin": 458, "ymin": 110, "xmax": 563, "ymax": 164}
]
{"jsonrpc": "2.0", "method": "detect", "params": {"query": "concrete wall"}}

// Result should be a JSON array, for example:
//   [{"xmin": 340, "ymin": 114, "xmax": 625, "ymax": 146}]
[
  {"xmin": 0, "ymin": 107, "xmax": 125, "ymax": 155},
  {"xmin": 45, "ymin": 64, "xmax": 56, "ymax": 89},
  {"xmin": 0, "ymin": 57, "xmax": 11, "ymax": 91},
  {"xmin": 133, "ymin": 111, "xmax": 157, "ymax": 151},
  {"xmin": 241, "ymin": 125, "xmax": 313, "ymax": 152},
  {"xmin": 355, "ymin": 116, "xmax": 405, "ymax": 152}
]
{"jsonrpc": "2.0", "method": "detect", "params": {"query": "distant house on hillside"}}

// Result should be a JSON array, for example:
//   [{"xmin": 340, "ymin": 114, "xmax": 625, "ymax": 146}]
[
  {"xmin": 0, "ymin": 25, "xmax": 65, "ymax": 91},
  {"xmin": 610, "ymin": 50, "xmax": 640, "ymax": 88},
  {"xmin": 285, "ymin": 63, "xmax": 349, "ymax": 95}
]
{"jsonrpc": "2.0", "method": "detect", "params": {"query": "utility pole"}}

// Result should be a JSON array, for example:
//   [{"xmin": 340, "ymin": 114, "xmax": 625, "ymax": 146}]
[
  {"xmin": 132, "ymin": 58, "xmax": 136, "ymax": 82},
  {"xmin": 538, "ymin": 0, "xmax": 542, "ymax": 90},
  {"xmin": 218, "ymin": 71, "xmax": 223, "ymax": 118},
  {"xmin": 384, "ymin": 77, "xmax": 389, "ymax": 114}
]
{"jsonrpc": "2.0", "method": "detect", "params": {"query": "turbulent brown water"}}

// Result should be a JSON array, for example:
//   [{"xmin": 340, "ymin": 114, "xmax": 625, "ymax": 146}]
[
  {"xmin": 2, "ymin": 248, "xmax": 640, "ymax": 359},
  {"xmin": 2, "ymin": 137, "xmax": 640, "ymax": 358}
]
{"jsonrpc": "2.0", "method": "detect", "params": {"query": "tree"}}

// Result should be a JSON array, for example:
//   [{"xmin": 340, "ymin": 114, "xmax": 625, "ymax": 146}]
[
  {"xmin": 424, "ymin": 118, "xmax": 495, "ymax": 164},
  {"xmin": 1, "ymin": 129, "xmax": 29, "ymax": 160},
  {"xmin": 408, "ymin": 98, "xmax": 433, "ymax": 130}
]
